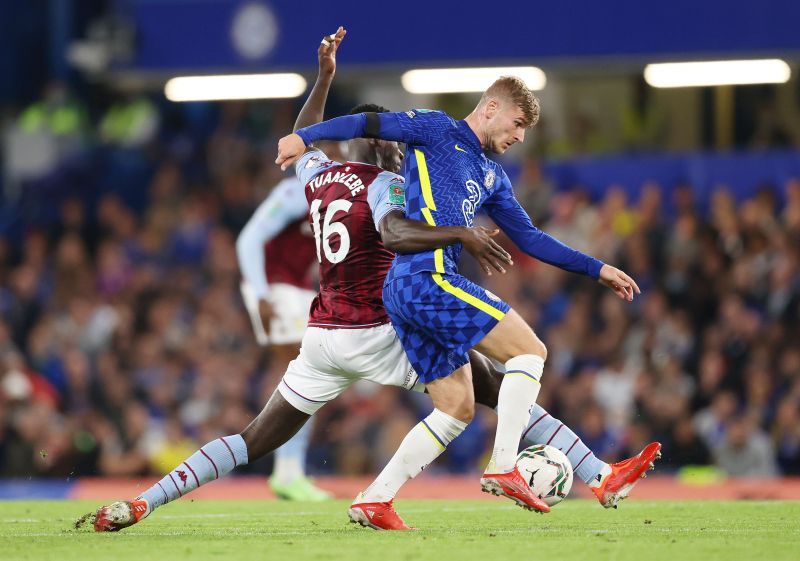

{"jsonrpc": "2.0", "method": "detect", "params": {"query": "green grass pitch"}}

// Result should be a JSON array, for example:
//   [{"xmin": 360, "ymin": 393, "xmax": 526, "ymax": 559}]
[{"xmin": 1, "ymin": 500, "xmax": 798, "ymax": 561}]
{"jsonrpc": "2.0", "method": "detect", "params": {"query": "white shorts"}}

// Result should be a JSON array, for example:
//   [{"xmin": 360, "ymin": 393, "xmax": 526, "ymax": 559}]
[
  {"xmin": 278, "ymin": 323, "xmax": 424, "ymax": 414},
  {"xmin": 268, "ymin": 283, "xmax": 316, "ymax": 345}
]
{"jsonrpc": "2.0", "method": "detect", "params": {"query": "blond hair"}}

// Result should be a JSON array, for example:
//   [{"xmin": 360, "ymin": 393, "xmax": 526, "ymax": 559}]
[{"xmin": 481, "ymin": 76, "xmax": 540, "ymax": 127}]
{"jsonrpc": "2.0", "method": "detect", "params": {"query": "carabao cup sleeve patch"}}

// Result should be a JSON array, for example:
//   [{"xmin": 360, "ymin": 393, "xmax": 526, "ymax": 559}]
[{"xmin": 388, "ymin": 183, "xmax": 406, "ymax": 205}]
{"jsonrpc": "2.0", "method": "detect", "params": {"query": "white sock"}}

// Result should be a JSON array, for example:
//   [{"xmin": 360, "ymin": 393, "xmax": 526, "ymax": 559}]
[
  {"xmin": 486, "ymin": 354, "xmax": 545, "ymax": 474},
  {"xmin": 361, "ymin": 409, "xmax": 466, "ymax": 502},
  {"xmin": 138, "ymin": 435, "xmax": 248, "ymax": 511}
]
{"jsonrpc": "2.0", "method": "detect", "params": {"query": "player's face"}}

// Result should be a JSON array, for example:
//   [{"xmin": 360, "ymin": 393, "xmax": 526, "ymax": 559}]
[
  {"xmin": 486, "ymin": 101, "xmax": 527, "ymax": 154},
  {"xmin": 378, "ymin": 140, "xmax": 404, "ymax": 173}
]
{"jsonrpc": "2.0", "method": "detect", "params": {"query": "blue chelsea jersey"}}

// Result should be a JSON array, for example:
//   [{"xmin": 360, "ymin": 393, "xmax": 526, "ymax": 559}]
[
  {"xmin": 389, "ymin": 110, "xmax": 513, "ymax": 277},
  {"xmin": 294, "ymin": 109, "xmax": 604, "ymax": 281}
]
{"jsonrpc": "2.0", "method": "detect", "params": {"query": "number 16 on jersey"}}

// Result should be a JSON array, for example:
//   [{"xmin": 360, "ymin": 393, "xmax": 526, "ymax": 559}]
[{"xmin": 309, "ymin": 199, "xmax": 352, "ymax": 264}]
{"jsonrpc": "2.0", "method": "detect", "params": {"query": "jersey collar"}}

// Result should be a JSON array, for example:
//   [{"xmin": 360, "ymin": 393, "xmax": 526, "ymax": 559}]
[
  {"xmin": 457, "ymin": 120, "xmax": 484, "ymax": 153},
  {"xmin": 345, "ymin": 160, "xmax": 380, "ymax": 169}
]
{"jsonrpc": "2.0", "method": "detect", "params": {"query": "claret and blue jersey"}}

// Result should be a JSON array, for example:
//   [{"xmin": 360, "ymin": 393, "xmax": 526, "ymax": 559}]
[{"xmin": 295, "ymin": 109, "xmax": 605, "ymax": 383}]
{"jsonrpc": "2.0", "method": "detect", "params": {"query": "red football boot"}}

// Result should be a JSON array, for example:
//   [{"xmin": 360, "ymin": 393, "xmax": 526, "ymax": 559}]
[
  {"xmin": 348, "ymin": 493, "xmax": 415, "ymax": 530},
  {"xmin": 93, "ymin": 499, "xmax": 150, "ymax": 532},
  {"xmin": 592, "ymin": 442, "xmax": 662, "ymax": 508},
  {"xmin": 480, "ymin": 466, "xmax": 551, "ymax": 513}
]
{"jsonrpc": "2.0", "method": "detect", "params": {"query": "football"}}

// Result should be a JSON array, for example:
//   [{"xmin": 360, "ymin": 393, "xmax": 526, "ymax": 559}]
[{"xmin": 516, "ymin": 444, "xmax": 574, "ymax": 507}]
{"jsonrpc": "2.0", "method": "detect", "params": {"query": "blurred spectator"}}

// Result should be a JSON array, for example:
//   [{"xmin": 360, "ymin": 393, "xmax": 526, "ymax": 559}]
[
  {"xmin": 576, "ymin": 403, "xmax": 617, "ymax": 459},
  {"xmin": 99, "ymin": 95, "xmax": 159, "ymax": 148},
  {"xmin": 713, "ymin": 416, "xmax": 778, "ymax": 477},
  {"xmin": 772, "ymin": 396, "xmax": 800, "ymax": 474},
  {"xmin": 2, "ymin": 82, "xmax": 88, "ymax": 197},
  {"xmin": 513, "ymin": 153, "xmax": 555, "ymax": 224},
  {"xmin": 662, "ymin": 418, "xmax": 712, "ymax": 469},
  {"xmin": 694, "ymin": 391, "xmax": 739, "ymax": 451}
]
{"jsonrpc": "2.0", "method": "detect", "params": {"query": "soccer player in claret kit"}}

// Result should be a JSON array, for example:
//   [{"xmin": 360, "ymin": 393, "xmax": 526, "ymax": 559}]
[
  {"xmin": 90, "ymin": 28, "xmax": 659, "ymax": 533},
  {"xmin": 276, "ymin": 63, "xmax": 661, "ymax": 515},
  {"xmin": 236, "ymin": 137, "xmax": 343, "ymax": 501}
]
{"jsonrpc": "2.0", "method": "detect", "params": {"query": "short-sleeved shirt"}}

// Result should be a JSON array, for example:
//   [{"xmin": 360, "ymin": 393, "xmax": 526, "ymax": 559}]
[{"xmin": 295, "ymin": 149, "xmax": 405, "ymax": 328}]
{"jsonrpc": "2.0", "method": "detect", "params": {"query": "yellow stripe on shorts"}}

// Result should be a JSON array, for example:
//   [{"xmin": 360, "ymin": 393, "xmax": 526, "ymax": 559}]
[{"xmin": 431, "ymin": 273, "xmax": 506, "ymax": 321}]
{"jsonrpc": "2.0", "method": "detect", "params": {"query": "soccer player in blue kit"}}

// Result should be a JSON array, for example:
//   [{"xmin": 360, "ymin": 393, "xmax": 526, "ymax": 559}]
[{"xmin": 276, "ymin": 77, "xmax": 649, "ymax": 516}]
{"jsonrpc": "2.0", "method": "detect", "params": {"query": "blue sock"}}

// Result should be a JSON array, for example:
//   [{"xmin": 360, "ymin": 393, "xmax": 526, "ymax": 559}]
[
  {"xmin": 138, "ymin": 434, "xmax": 248, "ymax": 512},
  {"xmin": 521, "ymin": 404, "xmax": 607, "ymax": 485},
  {"xmin": 272, "ymin": 420, "xmax": 311, "ymax": 484}
]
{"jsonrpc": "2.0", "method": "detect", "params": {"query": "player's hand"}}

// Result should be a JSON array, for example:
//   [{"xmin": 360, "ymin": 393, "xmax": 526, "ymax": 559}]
[
  {"xmin": 460, "ymin": 226, "xmax": 514, "ymax": 276},
  {"xmin": 258, "ymin": 298, "xmax": 275, "ymax": 335},
  {"xmin": 598, "ymin": 264, "xmax": 640, "ymax": 302},
  {"xmin": 318, "ymin": 26, "xmax": 346, "ymax": 76},
  {"xmin": 276, "ymin": 133, "xmax": 306, "ymax": 170}
]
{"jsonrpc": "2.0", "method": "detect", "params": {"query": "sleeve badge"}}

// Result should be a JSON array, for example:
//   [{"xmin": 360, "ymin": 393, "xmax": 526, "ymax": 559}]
[{"xmin": 388, "ymin": 183, "xmax": 406, "ymax": 205}]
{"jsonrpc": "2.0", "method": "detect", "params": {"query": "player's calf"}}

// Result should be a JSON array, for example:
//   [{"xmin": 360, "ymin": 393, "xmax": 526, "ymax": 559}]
[
  {"xmin": 86, "ymin": 433, "xmax": 250, "ymax": 532},
  {"xmin": 426, "ymin": 366, "xmax": 475, "ymax": 424},
  {"xmin": 484, "ymin": 353, "xmax": 545, "ymax": 475},
  {"xmin": 476, "ymin": 310, "xmax": 549, "ymax": 478},
  {"xmin": 358, "ymin": 408, "xmax": 467, "ymax": 506}
]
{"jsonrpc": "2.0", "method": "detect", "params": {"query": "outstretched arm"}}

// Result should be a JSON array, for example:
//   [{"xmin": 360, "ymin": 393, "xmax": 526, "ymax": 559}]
[
  {"xmin": 293, "ymin": 27, "xmax": 346, "ymax": 133},
  {"xmin": 277, "ymin": 109, "xmax": 448, "ymax": 170},
  {"xmin": 277, "ymin": 114, "xmax": 386, "ymax": 170},
  {"xmin": 379, "ymin": 211, "xmax": 513, "ymax": 275},
  {"xmin": 485, "ymin": 176, "xmax": 640, "ymax": 300}
]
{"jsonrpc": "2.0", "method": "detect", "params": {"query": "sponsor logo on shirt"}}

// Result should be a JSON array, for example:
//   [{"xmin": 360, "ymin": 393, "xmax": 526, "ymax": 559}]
[
  {"xmin": 462, "ymin": 180, "xmax": 482, "ymax": 227},
  {"xmin": 454, "ymin": 144, "xmax": 468, "ymax": 153}
]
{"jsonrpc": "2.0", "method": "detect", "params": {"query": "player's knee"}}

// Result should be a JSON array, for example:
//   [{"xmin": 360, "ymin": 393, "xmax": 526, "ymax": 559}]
[
  {"xmin": 436, "ymin": 397, "xmax": 474, "ymax": 424},
  {"xmin": 532, "ymin": 338, "xmax": 547, "ymax": 362},
  {"xmin": 504, "ymin": 338, "xmax": 547, "ymax": 363}
]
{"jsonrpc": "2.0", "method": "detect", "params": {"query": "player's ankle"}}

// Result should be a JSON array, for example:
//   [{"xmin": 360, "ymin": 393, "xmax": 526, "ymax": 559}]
[
  {"xmin": 587, "ymin": 464, "xmax": 612, "ymax": 489},
  {"xmin": 356, "ymin": 490, "xmax": 393, "ymax": 504}
]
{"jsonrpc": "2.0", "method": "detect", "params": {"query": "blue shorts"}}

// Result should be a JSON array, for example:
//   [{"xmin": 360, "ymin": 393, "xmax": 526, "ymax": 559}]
[{"xmin": 382, "ymin": 271, "xmax": 510, "ymax": 384}]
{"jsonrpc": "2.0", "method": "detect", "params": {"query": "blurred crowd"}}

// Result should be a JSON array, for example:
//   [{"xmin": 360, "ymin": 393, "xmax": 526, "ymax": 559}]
[
  {"xmin": 488, "ymin": 173, "xmax": 800, "ymax": 479},
  {"xmin": 0, "ymin": 88, "xmax": 799, "ymax": 481}
]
